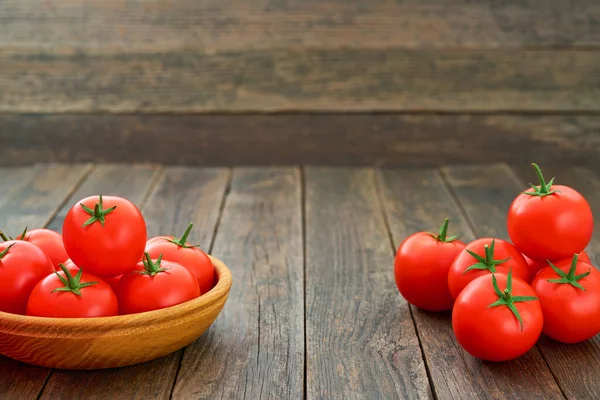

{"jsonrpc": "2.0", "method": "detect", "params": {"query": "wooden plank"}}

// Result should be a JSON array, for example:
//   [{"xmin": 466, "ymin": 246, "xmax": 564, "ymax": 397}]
[
  {"xmin": 2, "ymin": 114, "xmax": 600, "ymax": 167},
  {"xmin": 378, "ymin": 167, "xmax": 563, "ymax": 399},
  {"xmin": 305, "ymin": 168, "xmax": 431, "ymax": 399},
  {"xmin": 1, "ymin": 1, "xmax": 598, "ymax": 51},
  {"xmin": 172, "ymin": 168, "xmax": 303, "ymax": 399},
  {"xmin": 0, "ymin": 164, "xmax": 91, "ymax": 400},
  {"xmin": 39, "ymin": 167, "xmax": 229, "ymax": 400},
  {"xmin": 1, "ymin": 49, "xmax": 599, "ymax": 113},
  {"xmin": 510, "ymin": 164, "xmax": 600, "ymax": 399}
]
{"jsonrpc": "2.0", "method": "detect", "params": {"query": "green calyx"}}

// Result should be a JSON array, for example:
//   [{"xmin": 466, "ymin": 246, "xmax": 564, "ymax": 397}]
[
  {"xmin": 547, "ymin": 253, "xmax": 590, "ymax": 291},
  {"xmin": 80, "ymin": 195, "xmax": 117, "ymax": 228},
  {"xmin": 52, "ymin": 264, "xmax": 97, "ymax": 296},
  {"xmin": 522, "ymin": 163, "xmax": 559, "ymax": 197},
  {"xmin": 488, "ymin": 269, "xmax": 538, "ymax": 331},
  {"xmin": 0, "ymin": 231, "xmax": 10, "ymax": 242},
  {"xmin": 167, "ymin": 222, "xmax": 199, "ymax": 248},
  {"xmin": 464, "ymin": 239, "xmax": 511, "ymax": 274},
  {"xmin": 0, "ymin": 243, "xmax": 15, "ymax": 260},
  {"xmin": 18, "ymin": 227, "xmax": 29, "ymax": 241},
  {"xmin": 139, "ymin": 252, "xmax": 170, "ymax": 276},
  {"xmin": 428, "ymin": 218, "xmax": 460, "ymax": 243}
]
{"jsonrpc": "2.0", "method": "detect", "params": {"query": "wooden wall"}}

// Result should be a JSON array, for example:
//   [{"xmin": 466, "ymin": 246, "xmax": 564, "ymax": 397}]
[{"xmin": 2, "ymin": 1, "xmax": 599, "ymax": 166}]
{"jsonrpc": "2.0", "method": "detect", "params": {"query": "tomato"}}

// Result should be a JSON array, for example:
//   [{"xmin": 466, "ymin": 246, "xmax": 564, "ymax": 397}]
[
  {"xmin": 453, "ymin": 270, "xmax": 542, "ymax": 361},
  {"xmin": 117, "ymin": 253, "xmax": 200, "ymax": 315},
  {"xmin": 27, "ymin": 264, "xmax": 118, "ymax": 318},
  {"xmin": 508, "ymin": 163, "xmax": 593, "ymax": 261},
  {"xmin": 0, "ymin": 241, "xmax": 55, "ymax": 314},
  {"xmin": 448, "ymin": 238, "xmax": 529, "ymax": 299},
  {"xmin": 394, "ymin": 218, "xmax": 466, "ymax": 311},
  {"xmin": 62, "ymin": 195, "xmax": 147, "ymax": 277},
  {"xmin": 531, "ymin": 254, "xmax": 600, "ymax": 343},
  {"xmin": 524, "ymin": 250, "xmax": 592, "ymax": 279},
  {"xmin": 145, "ymin": 223, "xmax": 215, "ymax": 295},
  {"xmin": 13, "ymin": 228, "xmax": 69, "ymax": 271}
]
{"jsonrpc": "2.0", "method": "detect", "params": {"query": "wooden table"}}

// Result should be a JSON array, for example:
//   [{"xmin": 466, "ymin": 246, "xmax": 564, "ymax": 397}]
[{"xmin": 1, "ymin": 162, "xmax": 599, "ymax": 399}]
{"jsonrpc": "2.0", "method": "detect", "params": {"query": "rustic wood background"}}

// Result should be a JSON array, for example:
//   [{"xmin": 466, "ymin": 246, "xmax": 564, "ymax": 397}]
[{"xmin": 2, "ymin": 1, "xmax": 599, "ymax": 166}]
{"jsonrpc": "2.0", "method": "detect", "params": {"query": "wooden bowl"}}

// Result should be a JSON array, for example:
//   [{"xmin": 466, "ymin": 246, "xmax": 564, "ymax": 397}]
[{"xmin": 0, "ymin": 256, "xmax": 232, "ymax": 370}]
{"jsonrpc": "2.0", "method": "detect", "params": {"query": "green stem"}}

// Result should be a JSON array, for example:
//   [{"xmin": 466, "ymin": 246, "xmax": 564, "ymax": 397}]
[
  {"xmin": 547, "ymin": 253, "xmax": 590, "ymax": 291},
  {"xmin": 139, "ymin": 252, "xmax": 169, "ymax": 276},
  {"xmin": 523, "ymin": 163, "xmax": 559, "ymax": 197},
  {"xmin": 428, "ymin": 218, "xmax": 459, "ymax": 243},
  {"xmin": 488, "ymin": 269, "xmax": 538, "ymax": 331},
  {"xmin": 0, "ymin": 231, "xmax": 10, "ymax": 242},
  {"xmin": 51, "ymin": 264, "xmax": 97, "ymax": 296},
  {"xmin": 531, "ymin": 163, "xmax": 548, "ymax": 193},
  {"xmin": 0, "ymin": 243, "xmax": 15, "ymax": 259},
  {"xmin": 80, "ymin": 195, "xmax": 117, "ymax": 228}
]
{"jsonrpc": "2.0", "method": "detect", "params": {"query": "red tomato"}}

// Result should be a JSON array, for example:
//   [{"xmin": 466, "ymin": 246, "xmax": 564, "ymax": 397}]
[
  {"xmin": 508, "ymin": 163, "xmax": 593, "ymax": 261},
  {"xmin": 63, "ymin": 195, "xmax": 147, "ymax": 277},
  {"xmin": 531, "ymin": 254, "xmax": 600, "ymax": 343},
  {"xmin": 27, "ymin": 264, "xmax": 118, "ymax": 318},
  {"xmin": 145, "ymin": 223, "xmax": 215, "ymax": 295},
  {"xmin": 453, "ymin": 270, "xmax": 542, "ymax": 361},
  {"xmin": 448, "ymin": 238, "xmax": 529, "ymax": 299},
  {"xmin": 524, "ymin": 250, "xmax": 592, "ymax": 279},
  {"xmin": 14, "ymin": 228, "xmax": 68, "ymax": 271},
  {"xmin": 0, "ymin": 241, "xmax": 55, "ymax": 314},
  {"xmin": 117, "ymin": 253, "xmax": 200, "ymax": 315},
  {"xmin": 394, "ymin": 218, "xmax": 466, "ymax": 311}
]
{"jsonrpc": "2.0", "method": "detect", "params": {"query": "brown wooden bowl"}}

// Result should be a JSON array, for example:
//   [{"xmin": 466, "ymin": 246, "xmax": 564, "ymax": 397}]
[{"xmin": 0, "ymin": 255, "xmax": 232, "ymax": 370}]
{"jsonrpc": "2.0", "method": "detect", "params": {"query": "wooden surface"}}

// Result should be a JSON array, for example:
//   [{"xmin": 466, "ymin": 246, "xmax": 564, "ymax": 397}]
[
  {"xmin": 3, "ymin": 114, "xmax": 600, "ymax": 167},
  {"xmin": 2, "ymin": 163, "xmax": 600, "ymax": 398}
]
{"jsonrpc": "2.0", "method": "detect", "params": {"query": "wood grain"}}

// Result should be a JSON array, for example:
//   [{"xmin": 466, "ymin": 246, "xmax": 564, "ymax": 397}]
[
  {"xmin": 40, "ymin": 167, "xmax": 230, "ymax": 399},
  {"xmin": 377, "ymin": 167, "xmax": 564, "ymax": 399},
  {"xmin": 510, "ymin": 164, "xmax": 600, "ymax": 399},
  {"xmin": 171, "ymin": 168, "xmax": 304, "ymax": 399},
  {"xmin": 0, "ymin": 164, "xmax": 91, "ymax": 400},
  {"xmin": 3, "ymin": 114, "xmax": 600, "ymax": 167},
  {"xmin": 1, "ymin": 49, "xmax": 599, "ymax": 112},
  {"xmin": 305, "ymin": 168, "xmax": 431, "ymax": 399},
  {"xmin": 1, "ymin": 1, "xmax": 598, "ymax": 51}
]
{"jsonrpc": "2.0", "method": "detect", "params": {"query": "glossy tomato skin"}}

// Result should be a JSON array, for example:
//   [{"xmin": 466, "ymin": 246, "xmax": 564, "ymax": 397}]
[
  {"xmin": 531, "ymin": 259, "xmax": 600, "ymax": 343},
  {"xmin": 16, "ymin": 229, "xmax": 68, "ymax": 271},
  {"xmin": 508, "ymin": 185, "xmax": 593, "ymax": 261},
  {"xmin": 524, "ymin": 251, "xmax": 592, "ymax": 279},
  {"xmin": 448, "ymin": 238, "xmax": 529, "ymax": 299},
  {"xmin": 0, "ymin": 241, "xmax": 55, "ymax": 314},
  {"xmin": 394, "ymin": 232, "xmax": 466, "ymax": 311},
  {"xmin": 145, "ymin": 238, "xmax": 216, "ymax": 295},
  {"xmin": 62, "ymin": 195, "xmax": 147, "ymax": 277},
  {"xmin": 117, "ymin": 260, "xmax": 200, "ymax": 315},
  {"xmin": 26, "ymin": 270, "xmax": 118, "ymax": 318},
  {"xmin": 452, "ymin": 274, "xmax": 543, "ymax": 361}
]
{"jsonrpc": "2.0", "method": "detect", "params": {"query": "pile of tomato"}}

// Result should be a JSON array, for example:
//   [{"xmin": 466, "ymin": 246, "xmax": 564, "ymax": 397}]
[
  {"xmin": 394, "ymin": 163, "xmax": 600, "ymax": 362},
  {"xmin": 0, "ymin": 195, "xmax": 215, "ymax": 318}
]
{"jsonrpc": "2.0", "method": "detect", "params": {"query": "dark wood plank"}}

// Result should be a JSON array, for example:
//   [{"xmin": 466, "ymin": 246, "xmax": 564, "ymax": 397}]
[
  {"xmin": 39, "ymin": 167, "xmax": 229, "ymax": 400},
  {"xmin": 0, "ymin": 164, "xmax": 92, "ymax": 400},
  {"xmin": 172, "ymin": 168, "xmax": 303, "ymax": 399},
  {"xmin": 378, "ymin": 166, "xmax": 563, "ymax": 399},
  {"xmin": 305, "ymin": 168, "xmax": 431, "ymax": 399},
  {"xmin": 1, "ymin": 49, "xmax": 599, "ymax": 113},
  {"xmin": 1, "ymin": 1, "xmax": 598, "ymax": 51},
  {"xmin": 3, "ymin": 114, "xmax": 600, "ymax": 167},
  {"xmin": 510, "ymin": 164, "xmax": 600, "ymax": 399}
]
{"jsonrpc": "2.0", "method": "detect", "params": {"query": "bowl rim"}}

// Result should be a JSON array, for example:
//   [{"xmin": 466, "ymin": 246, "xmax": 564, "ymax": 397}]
[{"xmin": 0, "ymin": 255, "xmax": 232, "ymax": 336}]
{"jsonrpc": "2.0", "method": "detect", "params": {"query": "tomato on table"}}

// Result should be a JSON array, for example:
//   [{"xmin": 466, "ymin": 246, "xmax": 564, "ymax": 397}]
[
  {"xmin": 394, "ymin": 218, "xmax": 466, "ymax": 311},
  {"xmin": 508, "ymin": 163, "xmax": 593, "ymax": 261},
  {"xmin": 117, "ymin": 253, "xmax": 200, "ymax": 315},
  {"xmin": 524, "ymin": 250, "xmax": 592, "ymax": 279},
  {"xmin": 62, "ymin": 195, "xmax": 147, "ymax": 277},
  {"xmin": 146, "ymin": 222, "xmax": 215, "ymax": 295},
  {"xmin": 531, "ymin": 254, "xmax": 600, "ymax": 343},
  {"xmin": 27, "ymin": 264, "xmax": 118, "ymax": 318},
  {"xmin": 12, "ymin": 227, "xmax": 69, "ymax": 271},
  {"xmin": 448, "ymin": 238, "xmax": 529, "ymax": 299},
  {"xmin": 0, "ymin": 241, "xmax": 55, "ymax": 314},
  {"xmin": 452, "ymin": 270, "xmax": 542, "ymax": 362}
]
